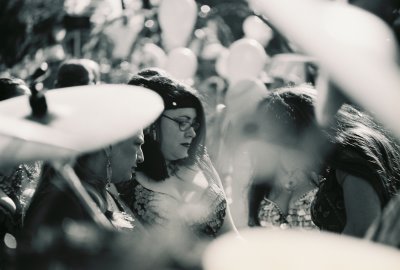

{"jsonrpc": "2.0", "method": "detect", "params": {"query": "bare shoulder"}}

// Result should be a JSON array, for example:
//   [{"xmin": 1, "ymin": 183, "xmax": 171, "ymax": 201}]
[{"xmin": 335, "ymin": 169, "xmax": 350, "ymax": 186}]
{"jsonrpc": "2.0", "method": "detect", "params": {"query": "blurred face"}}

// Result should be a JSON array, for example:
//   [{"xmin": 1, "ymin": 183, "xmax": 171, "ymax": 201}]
[
  {"xmin": 249, "ymin": 140, "xmax": 314, "ymax": 187},
  {"xmin": 110, "ymin": 130, "xmax": 144, "ymax": 183},
  {"xmin": 160, "ymin": 108, "xmax": 198, "ymax": 161}
]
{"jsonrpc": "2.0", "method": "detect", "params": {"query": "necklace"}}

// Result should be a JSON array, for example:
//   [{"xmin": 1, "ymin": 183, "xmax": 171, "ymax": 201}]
[{"xmin": 283, "ymin": 179, "xmax": 297, "ymax": 192}]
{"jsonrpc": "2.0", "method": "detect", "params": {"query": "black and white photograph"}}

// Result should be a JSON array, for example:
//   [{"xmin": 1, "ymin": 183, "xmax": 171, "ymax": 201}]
[{"xmin": 0, "ymin": 0, "xmax": 400, "ymax": 269}]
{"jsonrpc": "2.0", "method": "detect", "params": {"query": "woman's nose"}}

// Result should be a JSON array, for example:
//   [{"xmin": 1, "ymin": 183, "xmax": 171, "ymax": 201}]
[
  {"xmin": 137, "ymin": 147, "xmax": 144, "ymax": 164},
  {"xmin": 185, "ymin": 126, "xmax": 197, "ymax": 138}
]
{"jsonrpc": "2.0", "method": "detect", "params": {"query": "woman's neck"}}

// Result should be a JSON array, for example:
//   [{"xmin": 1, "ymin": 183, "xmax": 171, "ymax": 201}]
[
  {"xmin": 273, "ymin": 172, "xmax": 316, "ymax": 194},
  {"xmin": 165, "ymin": 160, "xmax": 178, "ymax": 176}
]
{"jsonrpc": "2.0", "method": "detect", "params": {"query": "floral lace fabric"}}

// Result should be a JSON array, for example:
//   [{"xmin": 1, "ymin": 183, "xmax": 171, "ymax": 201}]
[
  {"xmin": 257, "ymin": 188, "xmax": 318, "ymax": 230},
  {"xmin": 117, "ymin": 176, "xmax": 227, "ymax": 238}
]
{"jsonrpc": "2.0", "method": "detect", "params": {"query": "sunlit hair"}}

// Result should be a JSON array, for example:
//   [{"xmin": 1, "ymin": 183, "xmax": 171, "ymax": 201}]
[
  {"xmin": 327, "ymin": 104, "xmax": 400, "ymax": 199},
  {"xmin": 128, "ymin": 68, "xmax": 206, "ymax": 181},
  {"xmin": 248, "ymin": 85, "xmax": 400, "ymax": 226}
]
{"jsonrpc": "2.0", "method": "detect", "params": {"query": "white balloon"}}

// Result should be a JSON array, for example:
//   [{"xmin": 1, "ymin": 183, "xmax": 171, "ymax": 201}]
[
  {"xmin": 104, "ymin": 16, "xmax": 144, "ymax": 59},
  {"xmin": 158, "ymin": 0, "xmax": 197, "ymax": 51},
  {"xmin": 202, "ymin": 43, "xmax": 226, "ymax": 60},
  {"xmin": 243, "ymin": 16, "xmax": 273, "ymax": 46},
  {"xmin": 166, "ymin": 47, "xmax": 198, "ymax": 80},
  {"xmin": 227, "ymin": 38, "xmax": 269, "ymax": 85},
  {"xmin": 215, "ymin": 48, "xmax": 230, "ymax": 78},
  {"xmin": 225, "ymin": 79, "xmax": 267, "ymax": 113},
  {"xmin": 142, "ymin": 43, "xmax": 167, "ymax": 68}
]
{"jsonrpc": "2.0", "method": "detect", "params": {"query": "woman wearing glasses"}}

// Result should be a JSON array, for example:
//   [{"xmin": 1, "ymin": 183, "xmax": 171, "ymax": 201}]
[{"xmin": 116, "ymin": 68, "xmax": 237, "ymax": 243}]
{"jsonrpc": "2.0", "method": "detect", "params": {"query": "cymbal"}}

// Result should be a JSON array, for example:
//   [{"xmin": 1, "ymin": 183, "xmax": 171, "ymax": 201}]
[
  {"xmin": 258, "ymin": 0, "xmax": 400, "ymax": 137},
  {"xmin": 0, "ymin": 84, "xmax": 163, "ymax": 166},
  {"xmin": 203, "ymin": 229, "xmax": 400, "ymax": 270}
]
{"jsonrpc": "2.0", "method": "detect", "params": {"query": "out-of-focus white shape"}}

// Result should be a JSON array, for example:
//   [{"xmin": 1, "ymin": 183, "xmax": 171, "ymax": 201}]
[
  {"xmin": 136, "ymin": 43, "xmax": 168, "ymax": 69},
  {"xmin": 0, "ymin": 85, "xmax": 164, "ymax": 167},
  {"xmin": 247, "ymin": 0, "xmax": 264, "ymax": 14},
  {"xmin": 44, "ymin": 45, "xmax": 66, "ymax": 62},
  {"xmin": 166, "ymin": 47, "xmax": 198, "ymax": 81},
  {"xmin": 104, "ymin": 15, "xmax": 145, "ymax": 59},
  {"xmin": 258, "ymin": 0, "xmax": 400, "ymax": 137},
  {"xmin": 216, "ymin": 104, "xmax": 226, "ymax": 113},
  {"xmin": 315, "ymin": 72, "xmax": 348, "ymax": 127},
  {"xmin": 158, "ymin": 0, "xmax": 197, "ymax": 51},
  {"xmin": 227, "ymin": 38, "xmax": 269, "ymax": 85},
  {"xmin": 243, "ymin": 16, "xmax": 274, "ymax": 46},
  {"xmin": 215, "ymin": 48, "xmax": 230, "ymax": 78},
  {"xmin": 203, "ymin": 228, "xmax": 400, "ymax": 270},
  {"xmin": 202, "ymin": 43, "xmax": 226, "ymax": 60},
  {"xmin": 224, "ymin": 79, "xmax": 267, "ymax": 131},
  {"xmin": 64, "ymin": 0, "xmax": 91, "ymax": 15}
]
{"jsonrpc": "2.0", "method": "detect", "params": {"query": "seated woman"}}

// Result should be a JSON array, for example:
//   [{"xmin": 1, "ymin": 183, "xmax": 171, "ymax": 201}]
[
  {"xmin": 23, "ymin": 130, "xmax": 145, "ymax": 235},
  {"xmin": 246, "ymin": 85, "xmax": 400, "ymax": 237},
  {"xmin": 246, "ymin": 86, "xmax": 321, "ymax": 230},
  {"xmin": 0, "ymin": 77, "xmax": 41, "ymax": 234},
  {"xmin": 116, "ymin": 68, "xmax": 237, "ymax": 240}
]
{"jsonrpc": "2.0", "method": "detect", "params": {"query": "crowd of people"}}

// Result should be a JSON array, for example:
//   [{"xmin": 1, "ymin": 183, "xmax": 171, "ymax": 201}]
[
  {"xmin": 0, "ymin": 56, "xmax": 399, "ymax": 269},
  {"xmin": 1, "ymin": 1, "xmax": 400, "ymax": 269}
]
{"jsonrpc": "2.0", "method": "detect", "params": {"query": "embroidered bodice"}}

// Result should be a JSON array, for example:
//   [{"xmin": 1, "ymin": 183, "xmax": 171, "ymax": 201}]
[
  {"xmin": 116, "ymin": 174, "xmax": 227, "ymax": 238},
  {"xmin": 257, "ymin": 188, "xmax": 318, "ymax": 230}
]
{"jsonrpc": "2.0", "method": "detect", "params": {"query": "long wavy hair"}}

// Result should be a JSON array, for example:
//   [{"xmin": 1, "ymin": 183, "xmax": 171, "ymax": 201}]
[
  {"xmin": 128, "ymin": 68, "xmax": 206, "ymax": 181},
  {"xmin": 248, "ymin": 85, "xmax": 400, "ymax": 226}
]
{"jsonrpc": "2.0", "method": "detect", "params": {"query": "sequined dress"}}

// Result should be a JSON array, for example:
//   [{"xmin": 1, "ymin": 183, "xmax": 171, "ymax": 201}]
[
  {"xmin": 0, "ymin": 162, "xmax": 41, "ymax": 233},
  {"xmin": 257, "ymin": 188, "xmax": 318, "ymax": 230}
]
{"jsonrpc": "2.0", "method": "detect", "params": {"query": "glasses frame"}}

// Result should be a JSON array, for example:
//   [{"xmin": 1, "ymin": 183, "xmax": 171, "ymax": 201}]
[{"xmin": 161, "ymin": 114, "xmax": 200, "ymax": 132}]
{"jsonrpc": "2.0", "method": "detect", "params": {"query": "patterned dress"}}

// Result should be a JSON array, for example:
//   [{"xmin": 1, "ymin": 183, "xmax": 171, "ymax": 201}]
[
  {"xmin": 0, "ymin": 162, "xmax": 42, "ymax": 233},
  {"xmin": 257, "ymin": 189, "xmax": 319, "ymax": 230},
  {"xmin": 116, "ymin": 166, "xmax": 227, "ymax": 238}
]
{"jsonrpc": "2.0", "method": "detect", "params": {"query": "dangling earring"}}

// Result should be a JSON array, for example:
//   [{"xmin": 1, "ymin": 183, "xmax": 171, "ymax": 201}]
[
  {"xmin": 151, "ymin": 124, "xmax": 158, "ymax": 141},
  {"xmin": 105, "ymin": 146, "xmax": 112, "ymax": 189}
]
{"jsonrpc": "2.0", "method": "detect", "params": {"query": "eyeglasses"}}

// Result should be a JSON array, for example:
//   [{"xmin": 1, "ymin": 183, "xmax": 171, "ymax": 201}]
[{"xmin": 162, "ymin": 114, "xmax": 200, "ymax": 132}]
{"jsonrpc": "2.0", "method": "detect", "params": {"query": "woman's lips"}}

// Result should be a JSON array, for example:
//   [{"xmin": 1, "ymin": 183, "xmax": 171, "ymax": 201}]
[{"xmin": 181, "ymin": 143, "xmax": 191, "ymax": 148}]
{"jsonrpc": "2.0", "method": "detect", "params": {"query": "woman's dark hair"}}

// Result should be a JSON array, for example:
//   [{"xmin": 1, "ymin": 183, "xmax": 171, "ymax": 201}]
[
  {"xmin": 0, "ymin": 77, "xmax": 29, "ymax": 101},
  {"xmin": 128, "ymin": 68, "xmax": 206, "ymax": 181},
  {"xmin": 55, "ymin": 59, "xmax": 98, "ymax": 88},
  {"xmin": 326, "ymin": 104, "xmax": 400, "ymax": 202},
  {"xmin": 247, "ymin": 85, "xmax": 400, "ymax": 226}
]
